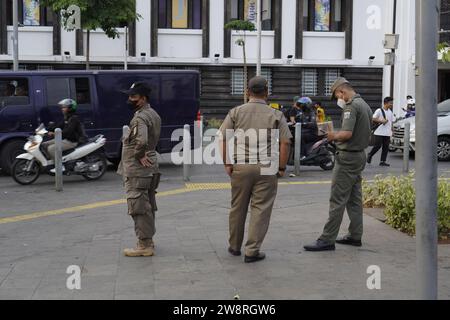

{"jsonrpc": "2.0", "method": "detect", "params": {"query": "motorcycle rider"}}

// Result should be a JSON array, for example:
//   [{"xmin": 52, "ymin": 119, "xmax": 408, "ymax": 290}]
[
  {"xmin": 402, "ymin": 97, "xmax": 416, "ymax": 118},
  {"xmin": 42, "ymin": 98, "xmax": 84, "ymax": 162},
  {"xmin": 291, "ymin": 97, "xmax": 319, "ymax": 158}
]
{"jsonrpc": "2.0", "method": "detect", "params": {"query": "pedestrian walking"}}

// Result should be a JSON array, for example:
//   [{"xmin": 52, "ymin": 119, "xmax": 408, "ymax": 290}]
[
  {"xmin": 118, "ymin": 82, "xmax": 162, "ymax": 257},
  {"xmin": 219, "ymin": 76, "xmax": 292, "ymax": 263},
  {"xmin": 304, "ymin": 78, "xmax": 373, "ymax": 251},
  {"xmin": 367, "ymin": 97, "xmax": 395, "ymax": 167}
]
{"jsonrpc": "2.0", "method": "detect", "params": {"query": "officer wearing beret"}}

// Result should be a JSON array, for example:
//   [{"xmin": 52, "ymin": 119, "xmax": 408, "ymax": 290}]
[{"xmin": 304, "ymin": 78, "xmax": 373, "ymax": 251}]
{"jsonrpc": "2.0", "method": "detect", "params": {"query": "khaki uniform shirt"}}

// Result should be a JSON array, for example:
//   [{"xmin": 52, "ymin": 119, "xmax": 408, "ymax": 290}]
[
  {"xmin": 219, "ymin": 99, "xmax": 292, "ymax": 164},
  {"xmin": 118, "ymin": 104, "xmax": 161, "ymax": 177},
  {"xmin": 338, "ymin": 94, "xmax": 373, "ymax": 152}
]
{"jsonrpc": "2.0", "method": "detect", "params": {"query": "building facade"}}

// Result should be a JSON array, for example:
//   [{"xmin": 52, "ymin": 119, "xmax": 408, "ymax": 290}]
[{"xmin": 1, "ymin": 0, "xmax": 415, "ymax": 119}]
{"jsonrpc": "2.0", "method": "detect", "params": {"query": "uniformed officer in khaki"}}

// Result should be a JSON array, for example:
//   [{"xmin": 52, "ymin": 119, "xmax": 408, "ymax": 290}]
[
  {"xmin": 118, "ymin": 82, "xmax": 162, "ymax": 257},
  {"xmin": 219, "ymin": 76, "xmax": 292, "ymax": 263},
  {"xmin": 304, "ymin": 78, "xmax": 373, "ymax": 251}
]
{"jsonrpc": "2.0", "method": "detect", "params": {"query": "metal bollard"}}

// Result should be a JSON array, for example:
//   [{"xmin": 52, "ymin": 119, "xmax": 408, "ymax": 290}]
[
  {"xmin": 55, "ymin": 128, "xmax": 63, "ymax": 192},
  {"xmin": 294, "ymin": 123, "xmax": 302, "ymax": 176},
  {"xmin": 183, "ymin": 124, "xmax": 191, "ymax": 182},
  {"xmin": 403, "ymin": 122, "xmax": 411, "ymax": 173}
]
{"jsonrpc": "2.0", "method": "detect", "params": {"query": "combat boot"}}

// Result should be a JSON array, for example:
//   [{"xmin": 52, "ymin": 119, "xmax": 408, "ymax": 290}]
[{"xmin": 123, "ymin": 240, "xmax": 154, "ymax": 257}]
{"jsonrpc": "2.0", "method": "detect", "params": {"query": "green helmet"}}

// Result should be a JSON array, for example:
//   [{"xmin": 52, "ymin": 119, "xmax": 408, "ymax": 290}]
[{"xmin": 58, "ymin": 98, "xmax": 77, "ymax": 112}]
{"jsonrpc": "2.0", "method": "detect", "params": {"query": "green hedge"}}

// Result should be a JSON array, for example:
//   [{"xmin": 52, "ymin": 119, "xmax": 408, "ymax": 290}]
[{"xmin": 363, "ymin": 174, "xmax": 450, "ymax": 240}]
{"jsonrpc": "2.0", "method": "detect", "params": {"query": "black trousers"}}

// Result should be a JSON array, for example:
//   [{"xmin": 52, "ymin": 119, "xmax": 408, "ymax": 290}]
[{"xmin": 368, "ymin": 135, "xmax": 391, "ymax": 162}]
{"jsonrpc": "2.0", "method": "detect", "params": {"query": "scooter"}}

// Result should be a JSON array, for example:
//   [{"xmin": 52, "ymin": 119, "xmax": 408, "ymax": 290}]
[
  {"xmin": 11, "ymin": 124, "xmax": 108, "ymax": 185},
  {"xmin": 287, "ymin": 126, "xmax": 336, "ymax": 171}
]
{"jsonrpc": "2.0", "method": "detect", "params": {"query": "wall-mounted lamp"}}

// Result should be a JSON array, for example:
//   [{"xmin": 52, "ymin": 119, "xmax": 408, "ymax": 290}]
[
  {"xmin": 368, "ymin": 56, "xmax": 375, "ymax": 65},
  {"xmin": 64, "ymin": 51, "xmax": 71, "ymax": 61},
  {"xmin": 287, "ymin": 54, "xmax": 294, "ymax": 64},
  {"xmin": 140, "ymin": 52, "xmax": 147, "ymax": 63},
  {"xmin": 214, "ymin": 53, "xmax": 220, "ymax": 63}
]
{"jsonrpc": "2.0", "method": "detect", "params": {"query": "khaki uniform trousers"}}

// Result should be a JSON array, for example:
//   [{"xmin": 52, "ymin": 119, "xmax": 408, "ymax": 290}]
[
  {"xmin": 319, "ymin": 151, "xmax": 366, "ymax": 243},
  {"xmin": 229, "ymin": 164, "xmax": 278, "ymax": 257},
  {"xmin": 125, "ymin": 175, "xmax": 160, "ymax": 245}
]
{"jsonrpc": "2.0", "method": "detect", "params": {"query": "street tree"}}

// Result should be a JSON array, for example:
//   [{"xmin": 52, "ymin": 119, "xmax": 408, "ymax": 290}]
[
  {"xmin": 225, "ymin": 20, "xmax": 256, "ymax": 103},
  {"xmin": 41, "ymin": 0, "xmax": 140, "ymax": 69}
]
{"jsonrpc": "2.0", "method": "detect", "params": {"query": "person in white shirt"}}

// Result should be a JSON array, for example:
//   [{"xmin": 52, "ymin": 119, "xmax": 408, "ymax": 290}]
[{"xmin": 367, "ymin": 97, "xmax": 395, "ymax": 166}]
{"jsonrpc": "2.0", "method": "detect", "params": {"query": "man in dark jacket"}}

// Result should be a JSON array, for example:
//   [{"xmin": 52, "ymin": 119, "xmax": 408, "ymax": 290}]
[{"xmin": 43, "ymin": 98, "xmax": 84, "ymax": 160}]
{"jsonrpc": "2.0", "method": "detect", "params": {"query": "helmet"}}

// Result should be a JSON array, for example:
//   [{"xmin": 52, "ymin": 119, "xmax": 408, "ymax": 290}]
[
  {"xmin": 297, "ymin": 97, "xmax": 313, "ymax": 106},
  {"xmin": 58, "ymin": 98, "xmax": 77, "ymax": 112},
  {"xmin": 407, "ymin": 98, "xmax": 415, "ymax": 105}
]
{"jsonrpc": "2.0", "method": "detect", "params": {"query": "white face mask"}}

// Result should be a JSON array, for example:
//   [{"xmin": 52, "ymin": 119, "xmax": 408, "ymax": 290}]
[{"xmin": 337, "ymin": 99, "xmax": 346, "ymax": 109}]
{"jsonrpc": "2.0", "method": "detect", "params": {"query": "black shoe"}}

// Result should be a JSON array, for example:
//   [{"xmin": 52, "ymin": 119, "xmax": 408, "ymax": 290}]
[
  {"xmin": 228, "ymin": 247, "xmax": 241, "ymax": 256},
  {"xmin": 367, "ymin": 154, "xmax": 372, "ymax": 164},
  {"xmin": 379, "ymin": 162, "xmax": 390, "ymax": 167},
  {"xmin": 244, "ymin": 252, "xmax": 266, "ymax": 263},
  {"xmin": 303, "ymin": 239, "xmax": 336, "ymax": 252},
  {"xmin": 336, "ymin": 236, "xmax": 362, "ymax": 247}
]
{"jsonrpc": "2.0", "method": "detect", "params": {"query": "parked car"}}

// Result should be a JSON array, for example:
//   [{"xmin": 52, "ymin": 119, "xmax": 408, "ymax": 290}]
[
  {"xmin": 0, "ymin": 70, "xmax": 200, "ymax": 174},
  {"xmin": 390, "ymin": 99, "xmax": 450, "ymax": 161}
]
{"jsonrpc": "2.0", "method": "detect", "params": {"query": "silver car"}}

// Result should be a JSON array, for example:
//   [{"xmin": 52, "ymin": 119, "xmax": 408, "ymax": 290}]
[{"xmin": 391, "ymin": 99, "xmax": 450, "ymax": 161}]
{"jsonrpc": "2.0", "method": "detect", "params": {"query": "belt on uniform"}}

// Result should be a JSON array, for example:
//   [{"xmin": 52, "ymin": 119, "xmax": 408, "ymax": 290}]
[{"xmin": 337, "ymin": 149, "xmax": 364, "ymax": 153}]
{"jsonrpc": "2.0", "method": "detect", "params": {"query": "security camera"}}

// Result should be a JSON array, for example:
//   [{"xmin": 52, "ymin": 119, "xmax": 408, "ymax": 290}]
[
  {"xmin": 64, "ymin": 51, "xmax": 71, "ymax": 61},
  {"xmin": 214, "ymin": 53, "xmax": 220, "ymax": 63},
  {"xmin": 369, "ymin": 56, "xmax": 375, "ymax": 60},
  {"xmin": 140, "ymin": 52, "xmax": 147, "ymax": 62}
]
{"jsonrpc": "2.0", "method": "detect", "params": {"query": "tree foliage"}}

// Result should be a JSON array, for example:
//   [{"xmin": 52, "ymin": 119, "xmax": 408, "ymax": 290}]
[
  {"xmin": 438, "ymin": 42, "xmax": 450, "ymax": 63},
  {"xmin": 41, "ymin": 0, "xmax": 140, "ymax": 38}
]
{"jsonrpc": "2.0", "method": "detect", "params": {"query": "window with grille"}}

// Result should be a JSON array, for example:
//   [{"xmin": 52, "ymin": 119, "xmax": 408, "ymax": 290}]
[
  {"xmin": 324, "ymin": 69, "xmax": 341, "ymax": 96},
  {"xmin": 231, "ymin": 68, "xmax": 272, "ymax": 95},
  {"xmin": 301, "ymin": 69, "xmax": 318, "ymax": 96},
  {"xmin": 231, "ymin": 69, "xmax": 245, "ymax": 95}
]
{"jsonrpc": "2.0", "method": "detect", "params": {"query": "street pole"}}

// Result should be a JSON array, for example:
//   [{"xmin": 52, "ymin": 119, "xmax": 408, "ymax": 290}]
[
  {"xmin": 403, "ymin": 122, "xmax": 410, "ymax": 173},
  {"xmin": 183, "ymin": 124, "xmax": 191, "ymax": 182},
  {"xmin": 390, "ymin": 0, "xmax": 397, "ymax": 97},
  {"xmin": 256, "ymin": 0, "xmax": 262, "ymax": 76},
  {"xmin": 294, "ymin": 123, "xmax": 301, "ymax": 176},
  {"xmin": 55, "ymin": 129, "xmax": 63, "ymax": 192},
  {"xmin": 415, "ymin": 0, "xmax": 439, "ymax": 300},
  {"xmin": 124, "ymin": 26, "xmax": 128, "ymax": 70},
  {"xmin": 12, "ymin": 0, "xmax": 19, "ymax": 71}
]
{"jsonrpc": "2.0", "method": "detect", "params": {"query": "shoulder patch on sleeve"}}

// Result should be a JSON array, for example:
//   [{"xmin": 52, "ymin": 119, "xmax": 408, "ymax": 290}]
[{"xmin": 344, "ymin": 111, "xmax": 351, "ymax": 119}]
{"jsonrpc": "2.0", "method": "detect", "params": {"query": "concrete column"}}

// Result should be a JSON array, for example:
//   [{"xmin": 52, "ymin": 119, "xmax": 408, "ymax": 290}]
[
  {"xmin": 393, "ymin": 0, "xmax": 416, "ymax": 116},
  {"xmin": 209, "ymin": 0, "xmax": 224, "ymax": 60},
  {"xmin": 136, "ymin": 0, "xmax": 151, "ymax": 59},
  {"xmin": 281, "ymin": 0, "xmax": 296, "ymax": 61}
]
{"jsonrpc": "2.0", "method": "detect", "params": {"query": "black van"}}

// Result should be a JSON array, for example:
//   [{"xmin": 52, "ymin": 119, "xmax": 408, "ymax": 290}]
[{"xmin": 0, "ymin": 70, "xmax": 200, "ymax": 173}]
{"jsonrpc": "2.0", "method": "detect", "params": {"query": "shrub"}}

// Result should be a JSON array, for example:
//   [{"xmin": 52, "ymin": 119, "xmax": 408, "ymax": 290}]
[
  {"xmin": 206, "ymin": 118, "xmax": 223, "ymax": 129},
  {"xmin": 363, "ymin": 174, "xmax": 450, "ymax": 240}
]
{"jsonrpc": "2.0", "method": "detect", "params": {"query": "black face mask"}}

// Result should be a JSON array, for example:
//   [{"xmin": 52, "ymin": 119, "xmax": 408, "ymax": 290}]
[{"xmin": 127, "ymin": 99, "xmax": 139, "ymax": 110}]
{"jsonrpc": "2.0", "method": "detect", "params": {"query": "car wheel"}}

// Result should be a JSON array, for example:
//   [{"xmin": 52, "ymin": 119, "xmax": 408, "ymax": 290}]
[{"xmin": 437, "ymin": 136, "xmax": 450, "ymax": 161}]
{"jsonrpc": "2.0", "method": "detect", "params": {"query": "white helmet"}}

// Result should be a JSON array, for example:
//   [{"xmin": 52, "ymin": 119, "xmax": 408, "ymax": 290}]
[{"xmin": 407, "ymin": 98, "xmax": 415, "ymax": 105}]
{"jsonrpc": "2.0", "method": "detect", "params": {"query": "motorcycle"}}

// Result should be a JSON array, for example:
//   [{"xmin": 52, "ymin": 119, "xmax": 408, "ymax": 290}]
[
  {"xmin": 287, "ymin": 125, "xmax": 336, "ymax": 171},
  {"xmin": 11, "ymin": 124, "xmax": 108, "ymax": 185}
]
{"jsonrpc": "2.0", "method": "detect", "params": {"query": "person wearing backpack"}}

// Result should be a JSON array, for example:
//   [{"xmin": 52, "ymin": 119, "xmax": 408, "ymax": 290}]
[{"xmin": 367, "ymin": 97, "xmax": 395, "ymax": 166}]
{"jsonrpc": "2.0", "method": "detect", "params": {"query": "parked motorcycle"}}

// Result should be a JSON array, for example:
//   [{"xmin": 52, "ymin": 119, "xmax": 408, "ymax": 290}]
[{"xmin": 11, "ymin": 124, "xmax": 107, "ymax": 185}]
